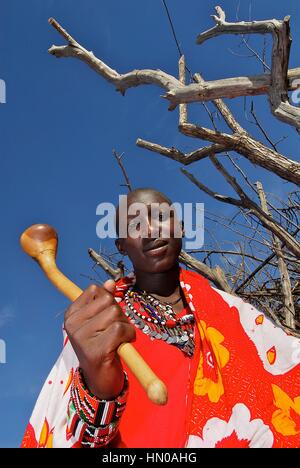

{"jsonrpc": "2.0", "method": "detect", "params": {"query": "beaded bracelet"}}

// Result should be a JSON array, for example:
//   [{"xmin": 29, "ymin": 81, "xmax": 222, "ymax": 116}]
[
  {"xmin": 67, "ymin": 399, "xmax": 119, "ymax": 448},
  {"xmin": 70, "ymin": 367, "xmax": 128, "ymax": 427}
]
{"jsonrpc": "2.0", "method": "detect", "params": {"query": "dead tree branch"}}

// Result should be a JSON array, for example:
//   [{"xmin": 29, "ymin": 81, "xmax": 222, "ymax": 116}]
[
  {"xmin": 186, "ymin": 249, "xmax": 269, "ymax": 264},
  {"xmin": 191, "ymin": 74, "xmax": 300, "ymax": 185},
  {"xmin": 181, "ymin": 157, "xmax": 300, "ymax": 258},
  {"xmin": 196, "ymin": 6, "xmax": 300, "ymax": 129},
  {"xmin": 112, "ymin": 149, "xmax": 133, "ymax": 191},
  {"xmin": 88, "ymin": 248, "xmax": 124, "ymax": 281},
  {"xmin": 193, "ymin": 73, "xmax": 245, "ymax": 133},
  {"xmin": 179, "ymin": 123, "xmax": 300, "ymax": 186},
  {"xmin": 179, "ymin": 55, "xmax": 188, "ymax": 125},
  {"xmin": 48, "ymin": 17, "xmax": 300, "ymax": 117},
  {"xmin": 235, "ymin": 227, "xmax": 300, "ymax": 293},
  {"xmin": 179, "ymin": 250, "xmax": 232, "ymax": 293},
  {"xmin": 48, "ymin": 17, "xmax": 300, "ymax": 185},
  {"xmin": 48, "ymin": 13, "xmax": 300, "ymax": 330},
  {"xmin": 256, "ymin": 181, "xmax": 295, "ymax": 328},
  {"xmin": 136, "ymin": 138, "xmax": 228, "ymax": 164}
]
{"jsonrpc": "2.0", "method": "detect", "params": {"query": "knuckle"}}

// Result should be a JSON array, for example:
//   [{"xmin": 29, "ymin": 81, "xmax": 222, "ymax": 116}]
[
  {"xmin": 110, "ymin": 321, "xmax": 126, "ymax": 335},
  {"xmin": 109, "ymin": 321, "xmax": 136, "ymax": 343},
  {"xmin": 87, "ymin": 283, "xmax": 101, "ymax": 295},
  {"xmin": 101, "ymin": 292, "xmax": 114, "ymax": 307},
  {"xmin": 129, "ymin": 324, "xmax": 136, "ymax": 341},
  {"xmin": 110, "ymin": 304, "xmax": 121, "ymax": 318},
  {"xmin": 63, "ymin": 315, "xmax": 72, "ymax": 332}
]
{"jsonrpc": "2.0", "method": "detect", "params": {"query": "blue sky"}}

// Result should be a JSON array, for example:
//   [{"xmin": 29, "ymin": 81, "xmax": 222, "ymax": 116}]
[{"xmin": 1, "ymin": 0, "xmax": 299, "ymax": 447}]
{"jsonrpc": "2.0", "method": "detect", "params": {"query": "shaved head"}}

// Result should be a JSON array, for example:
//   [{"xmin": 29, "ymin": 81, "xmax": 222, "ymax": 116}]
[{"xmin": 126, "ymin": 188, "xmax": 172, "ymax": 205}]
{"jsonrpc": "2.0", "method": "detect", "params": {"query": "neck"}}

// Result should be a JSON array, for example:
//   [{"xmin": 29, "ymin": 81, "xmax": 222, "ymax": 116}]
[{"xmin": 134, "ymin": 263, "xmax": 180, "ymax": 297}]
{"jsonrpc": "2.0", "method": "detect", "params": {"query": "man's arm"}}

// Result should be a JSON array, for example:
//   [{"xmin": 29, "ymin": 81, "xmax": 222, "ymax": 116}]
[{"xmin": 64, "ymin": 280, "xmax": 135, "ymax": 447}]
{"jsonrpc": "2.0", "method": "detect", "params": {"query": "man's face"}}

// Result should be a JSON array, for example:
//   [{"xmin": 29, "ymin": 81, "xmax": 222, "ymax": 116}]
[{"xmin": 116, "ymin": 191, "xmax": 183, "ymax": 274}]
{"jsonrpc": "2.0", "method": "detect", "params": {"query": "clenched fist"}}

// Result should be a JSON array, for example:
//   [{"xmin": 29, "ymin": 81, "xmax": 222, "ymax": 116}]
[{"xmin": 64, "ymin": 280, "xmax": 135, "ymax": 400}]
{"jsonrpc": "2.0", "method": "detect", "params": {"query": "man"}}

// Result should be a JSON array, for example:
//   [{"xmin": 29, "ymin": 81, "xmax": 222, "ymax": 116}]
[{"xmin": 22, "ymin": 188, "xmax": 300, "ymax": 448}]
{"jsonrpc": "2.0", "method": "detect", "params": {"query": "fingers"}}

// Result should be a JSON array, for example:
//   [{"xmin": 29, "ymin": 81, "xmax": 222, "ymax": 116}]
[
  {"xmin": 97, "ymin": 320, "xmax": 136, "ymax": 355},
  {"xmin": 71, "ymin": 313, "xmax": 136, "ymax": 359},
  {"xmin": 64, "ymin": 279, "xmax": 135, "ymax": 365},
  {"xmin": 103, "ymin": 279, "xmax": 116, "ymax": 295},
  {"xmin": 65, "ymin": 283, "xmax": 115, "ymax": 321},
  {"xmin": 66, "ymin": 302, "xmax": 125, "ymax": 335}
]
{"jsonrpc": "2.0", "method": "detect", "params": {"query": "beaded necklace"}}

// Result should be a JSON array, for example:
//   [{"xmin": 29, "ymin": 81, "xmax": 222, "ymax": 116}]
[{"xmin": 124, "ymin": 287, "xmax": 195, "ymax": 356}]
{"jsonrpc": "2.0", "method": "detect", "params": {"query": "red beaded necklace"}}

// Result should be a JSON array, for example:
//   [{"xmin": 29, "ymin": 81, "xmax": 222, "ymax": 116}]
[{"xmin": 124, "ymin": 287, "xmax": 195, "ymax": 356}]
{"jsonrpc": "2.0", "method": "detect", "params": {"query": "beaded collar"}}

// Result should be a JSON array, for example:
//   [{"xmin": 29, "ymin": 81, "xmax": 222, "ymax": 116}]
[{"xmin": 124, "ymin": 286, "xmax": 195, "ymax": 357}]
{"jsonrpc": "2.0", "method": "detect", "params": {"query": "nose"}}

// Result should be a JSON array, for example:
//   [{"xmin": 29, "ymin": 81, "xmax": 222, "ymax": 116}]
[
  {"xmin": 146, "ymin": 216, "xmax": 160, "ymax": 239},
  {"xmin": 139, "ymin": 214, "xmax": 161, "ymax": 239}
]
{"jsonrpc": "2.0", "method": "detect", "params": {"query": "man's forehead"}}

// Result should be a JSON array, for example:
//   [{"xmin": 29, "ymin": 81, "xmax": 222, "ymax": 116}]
[
  {"xmin": 127, "ymin": 191, "xmax": 170, "ymax": 205},
  {"xmin": 115, "ymin": 191, "xmax": 173, "ymax": 233}
]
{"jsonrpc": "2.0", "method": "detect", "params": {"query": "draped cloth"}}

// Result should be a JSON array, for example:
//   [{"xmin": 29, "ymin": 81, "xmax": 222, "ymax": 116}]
[{"xmin": 21, "ymin": 268, "xmax": 300, "ymax": 448}]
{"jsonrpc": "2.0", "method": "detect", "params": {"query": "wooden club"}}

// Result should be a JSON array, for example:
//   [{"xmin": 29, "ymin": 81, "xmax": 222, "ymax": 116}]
[{"xmin": 20, "ymin": 224, "xmax": 168, "ymax": 406}]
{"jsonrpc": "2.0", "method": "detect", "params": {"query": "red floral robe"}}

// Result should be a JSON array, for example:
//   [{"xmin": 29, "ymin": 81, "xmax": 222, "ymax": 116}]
[{"xmin": 22, "ymin": 269, "xmax": 300, "ymax": 448}]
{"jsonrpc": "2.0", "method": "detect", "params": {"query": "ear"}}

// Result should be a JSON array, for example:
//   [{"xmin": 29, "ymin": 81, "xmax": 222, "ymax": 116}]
[{"xmin": 115, "ymin": 239, "xmax": 127, "ymax": 256}]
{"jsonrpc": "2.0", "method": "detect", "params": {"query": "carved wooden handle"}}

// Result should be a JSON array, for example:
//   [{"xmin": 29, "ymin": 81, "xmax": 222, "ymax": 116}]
[{"xmin": 20, "ymin": 224, "xmax": 168, "ymax": 406}]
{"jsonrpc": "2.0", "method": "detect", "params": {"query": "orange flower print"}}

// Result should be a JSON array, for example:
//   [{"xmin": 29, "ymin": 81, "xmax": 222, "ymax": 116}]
[
  {"xmin": 38, "ymin": 418, "xmax": 54, "ymax": 448},
  {"xmin": 255, "ymin": 314, "xmax": 264, "ymax": 325},
  {"xmin": 271, "ymin": 385, "xmax": 300, "ymax": 436},
  {"xmin": 63, "ymin": 368, "xmax": 74, "ymax": 396},
  {"xmin": 267, "ymin": 346, "xmax": 276, "ymax": 365},
  {"xmin": 194, "ymin": 320, "xmax": 230, "ymax": 403}
]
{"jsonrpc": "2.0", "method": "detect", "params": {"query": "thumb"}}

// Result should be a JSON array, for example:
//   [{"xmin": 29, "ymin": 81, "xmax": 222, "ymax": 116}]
[{"xmin": 103, "ymin": 279, "xmax": 116, "ymax": 295}]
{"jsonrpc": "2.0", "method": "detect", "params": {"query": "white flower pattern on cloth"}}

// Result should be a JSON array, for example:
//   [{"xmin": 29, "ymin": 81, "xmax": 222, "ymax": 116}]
[
  {"xmin": 214, "ymin": 289, "xmax": 300, "ymax": 375},
  {"xmin": 187, "ymin": 403, "xmax": 274, "ymax": 448}
]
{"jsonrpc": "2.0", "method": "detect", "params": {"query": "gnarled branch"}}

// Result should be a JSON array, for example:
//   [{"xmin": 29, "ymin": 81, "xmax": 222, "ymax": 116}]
[
  {"xmin": 48, "ymin": 18, "xmax": 181, "ymax": 99},
  {"xmin": 48, "ymin": 17, "xmax": 300, "ymax": 116},
  {"xmin": 88, "ymin": 248, "xmax": 124, "ymax": 281},
  {"xmin": 179, "ymin": 123, "xmax": 300, "ymax": 186},
  {"xmin": 256, "ymin": 181, "xmax": 295, "ymax": 328},
  {"xmin": 181, "ymin": 156, "xmax": 300, "ymax": 258},
  {"xmin": 136, "ymin": 138, "xmax": 228, "ymax": 164},
  {"xmin": 196, "ymin": 6, "xmax": 300, "ymax": 129},
  {"xmin": 179, "ymin": 250, "xmax": 232, "ymax": 293}
]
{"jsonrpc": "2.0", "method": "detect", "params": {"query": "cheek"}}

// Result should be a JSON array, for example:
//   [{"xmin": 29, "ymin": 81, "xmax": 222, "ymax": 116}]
[
  {"xmin": 170, "ymin": 238, "xmax": 182, "ymax": 256},
  {"xmin": 124, "ymin": 240, "xmax": 145, "ymax": 263}
]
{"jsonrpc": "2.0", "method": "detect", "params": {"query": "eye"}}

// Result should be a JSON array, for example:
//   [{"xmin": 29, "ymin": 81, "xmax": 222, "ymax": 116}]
[
  {"xmin": 128, "ymin": 220, "xmax": 139, "ymax": 228},
  {"xmin": 159, "ymin": 212, "xmax": 173, "ymax": 222}
]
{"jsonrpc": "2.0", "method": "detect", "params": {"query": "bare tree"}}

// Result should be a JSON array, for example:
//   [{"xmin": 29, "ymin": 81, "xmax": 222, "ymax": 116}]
[{"xmin": 48, "ymin": 6, "xmax": 300, "ymax": 333}]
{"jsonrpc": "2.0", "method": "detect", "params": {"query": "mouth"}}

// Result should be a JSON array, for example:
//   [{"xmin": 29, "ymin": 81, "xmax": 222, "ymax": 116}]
[{"xmin": 144, "ymin": 239, "xmax": 169, "ymax": 257}]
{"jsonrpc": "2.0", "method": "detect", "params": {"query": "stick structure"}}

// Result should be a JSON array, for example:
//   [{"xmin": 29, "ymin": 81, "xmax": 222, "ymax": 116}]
[{"xmin": 20, "ymin": 224, "xmax": 168, "ymax": 406}]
